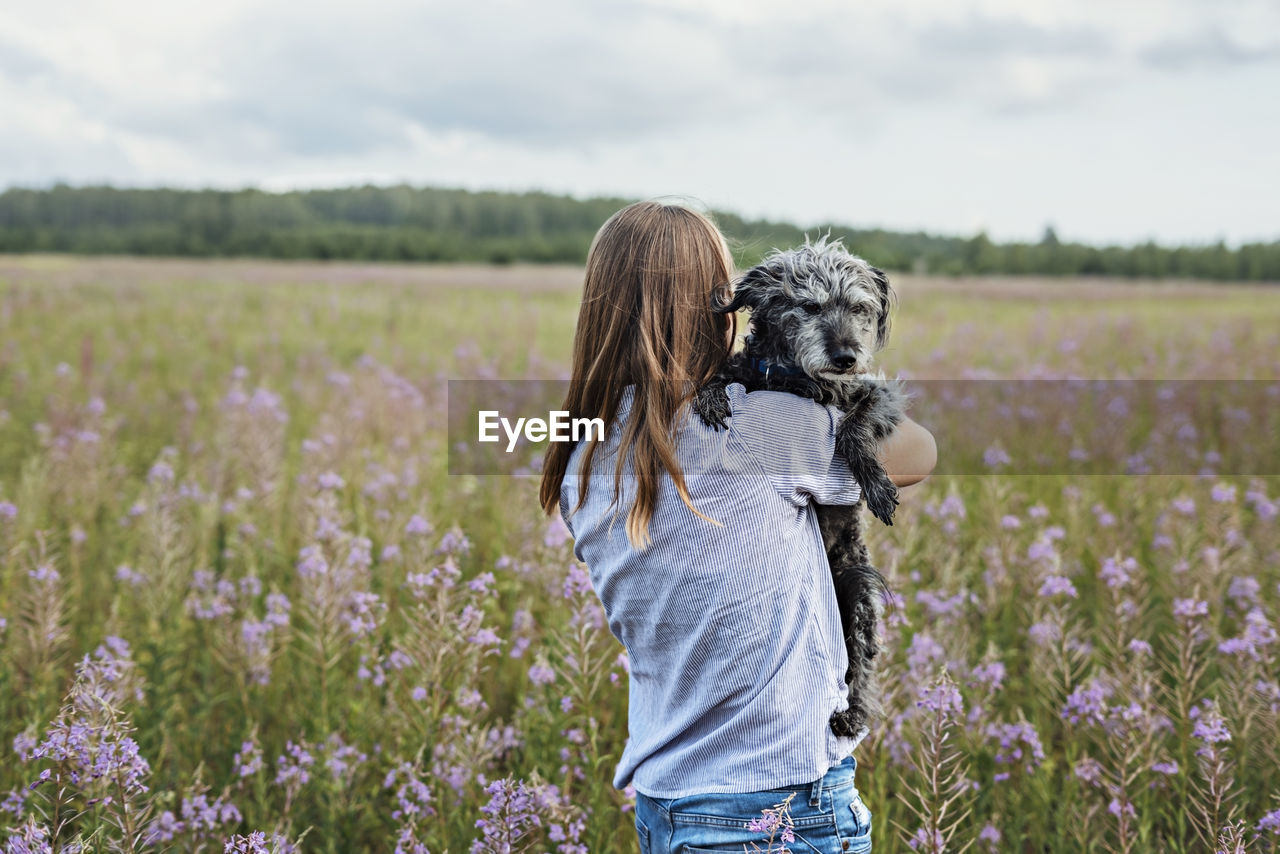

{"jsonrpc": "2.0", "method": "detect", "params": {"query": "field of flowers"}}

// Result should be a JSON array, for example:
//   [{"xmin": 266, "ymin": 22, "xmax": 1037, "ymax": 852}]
[{"xmin": 1, "ymin": 255, "xmax": 1278, "ymax": 853}]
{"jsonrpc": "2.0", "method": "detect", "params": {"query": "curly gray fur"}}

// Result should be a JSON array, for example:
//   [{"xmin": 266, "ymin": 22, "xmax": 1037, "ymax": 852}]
[{"xmin": 692, "ymin": 235, "xmax": 908, "ymax": 739}]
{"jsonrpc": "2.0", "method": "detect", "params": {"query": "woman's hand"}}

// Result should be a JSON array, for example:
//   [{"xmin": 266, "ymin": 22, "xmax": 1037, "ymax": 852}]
[{"xmin": 878, "ymin": 416, "xmax": 936, "ymax": 487}]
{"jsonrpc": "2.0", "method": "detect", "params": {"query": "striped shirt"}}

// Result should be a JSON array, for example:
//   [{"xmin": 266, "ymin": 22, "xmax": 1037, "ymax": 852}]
[{"xmin": 559, "ymin": 382, "xmax": 867, "ymax": 799}]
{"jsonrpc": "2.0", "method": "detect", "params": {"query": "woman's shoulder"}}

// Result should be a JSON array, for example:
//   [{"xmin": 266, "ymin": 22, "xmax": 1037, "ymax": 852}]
[{"xmin": 726, "ymin": 382, "xmax": 839, "ymax": 423}]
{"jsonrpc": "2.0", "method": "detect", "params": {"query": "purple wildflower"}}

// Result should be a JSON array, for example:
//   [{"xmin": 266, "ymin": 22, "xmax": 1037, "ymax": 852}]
[
  {"xmin": 1173, "ymin": 598, "xmax": 1209, "ymax": 620},
  {"xmin": 405, "ymin": 514, "xmax": 433, "ymax": 536},
  {"xmin": 233, "ymin": 739, "xmax": 264, "ymax": 777},
  {"xmin": 1038, "ymin": 575, "xmax": 1078, "ymax": 599},
  {"xmin": 1062, "ymin": 680, "xmax": 1112, "ymax": 727},
  {"xmin": 1192, "ymin": 708, "xmax": 1231, "ymax": 745}
]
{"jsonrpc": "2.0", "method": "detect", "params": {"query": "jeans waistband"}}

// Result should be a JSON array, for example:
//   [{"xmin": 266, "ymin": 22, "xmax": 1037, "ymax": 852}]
[{"xmin": 766, "ymin": 754, "xmax": 858, "ymax": 802}]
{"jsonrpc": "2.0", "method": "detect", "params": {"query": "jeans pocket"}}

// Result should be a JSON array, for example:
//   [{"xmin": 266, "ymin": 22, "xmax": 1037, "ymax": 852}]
[
  {"xmin": 836, "ymin": 787, "xmax": 873, "ymax": 852},
  {"xmin": 636, "ymin": 815, "xmax": 651, "ymax": 854}
]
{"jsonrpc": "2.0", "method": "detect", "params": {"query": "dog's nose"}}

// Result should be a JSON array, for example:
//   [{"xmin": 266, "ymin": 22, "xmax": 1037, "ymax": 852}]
[{"xmin": 831, "ymin": 350, "xmax": 858, "ymax": 372}]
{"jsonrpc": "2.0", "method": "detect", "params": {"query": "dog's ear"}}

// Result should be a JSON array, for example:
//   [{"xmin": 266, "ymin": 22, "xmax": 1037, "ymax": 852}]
[
  {"xmin": 712, "ymin": 266, "xmax": 771, "ymax": 314},
  {"xmin": 869, "ymin": 266, "xmax": 894, "ymax": 348}
]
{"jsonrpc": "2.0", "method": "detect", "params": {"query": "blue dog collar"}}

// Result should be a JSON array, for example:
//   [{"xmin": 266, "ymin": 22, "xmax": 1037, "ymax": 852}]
[{"xmin": 749, "ymin": 357, "xmax": 807, "ymax": 379}]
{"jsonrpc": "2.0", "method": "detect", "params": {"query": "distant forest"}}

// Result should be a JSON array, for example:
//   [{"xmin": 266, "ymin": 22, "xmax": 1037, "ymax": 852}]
[{"xmin": 1, "ymin": 184, "xmax": 1277, "ymax": 280}]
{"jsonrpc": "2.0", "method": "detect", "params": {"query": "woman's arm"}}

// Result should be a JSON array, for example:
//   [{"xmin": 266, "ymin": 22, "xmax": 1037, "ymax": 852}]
[{"xmin": 878, "ymin": 416, "xmax": 936, "ymax": 487}]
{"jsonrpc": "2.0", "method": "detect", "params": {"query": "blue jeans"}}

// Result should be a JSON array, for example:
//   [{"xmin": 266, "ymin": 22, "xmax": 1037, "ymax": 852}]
[{"xmin": 634, "ymin": 755, "xmax": 873, "ymax": 853}]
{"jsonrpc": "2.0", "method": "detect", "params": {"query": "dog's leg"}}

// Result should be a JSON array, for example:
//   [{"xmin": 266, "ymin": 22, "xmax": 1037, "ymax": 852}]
[
  {"xmin": 819, "ymin": 505, "xmax": 889, "ymax": 739},
  {"xmin": 834, "ymin": 378, "xmax": 909, "ymax": 525},
  {"xmin": 834, "ymin": 419, "xmax": 899, "ymax": 526}
]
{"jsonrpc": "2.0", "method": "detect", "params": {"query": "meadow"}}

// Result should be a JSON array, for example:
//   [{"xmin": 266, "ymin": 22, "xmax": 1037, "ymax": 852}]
[{"xmin": 1, "ymin": 254, "xmax": 1278, "ymax": 853}]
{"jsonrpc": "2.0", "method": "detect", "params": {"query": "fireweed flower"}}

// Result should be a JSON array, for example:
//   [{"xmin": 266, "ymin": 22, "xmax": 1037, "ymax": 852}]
[
  {"xmin": 468, "ymin": 572, "xmax": 496, "ymax": 595},
  {"xmin": 1210, "ymin": 483, "xmax": 1236, "ymax": 503},
  {"xmin": 1062, "ymin": 680, "xmax": 1113, "ymax": 727},
  {"xmin": 915, "ymin": 679, "xmax": 964, "ymax": 721},
  {"xmin": 1, "ymin": 787, "xmax": 26, "ymax": 817},
  {"xmin": 968, "ymin": 661, "xmax": 1006, "ymax": 692},
  {"xmin": 915, "ymin": 589, "xmax": 972, "ymax": 619},
  {"xmin": 1217, "ymin": 607, "xmax": 1278, "ymax": 660},
  {"xmin": 405, "ymin": 514, "xmax": 433, "ymax": 537},
  {"xmin": 543, "ymin": 515, "xmax": 572, "ymax": 549},
  {"xmin": 114, "ymin": 565, "xmax": 146, "ymax": 586},
  {"xmin": 470, "ymin": 777, "xmax": 583, "ymax": 854},
  {"xmin": 562, "ymin": 564, "xmax": 594, "ymax": 599},
  {"xmin": 1245, "ymin": 490, "xmax": 1278, "ymax": 520},
  {"xmin": 1127, "ymin": 638, "xmax": 1154, "ymax": 656},
  {"xmin": 13, "ymin": 732, "xmax": 38, "ymax": 762},
  {"xmin": 1038, "ymin": 575, "xmax": 1078, "ymax": 599},
  {"xmin": 746, "ymin": 795, "xmax": 797, "ymax": 845},
  {"xmin": 986, "ymin": 720, "xmax": 1046, "ymax": 777},
  {"xmin": 436, "ymin": 525, "xmax": 471, "ymax": 556},
  {"xmin": 1098, "ymin": 555, "xmax": 1138, "ymax": 589},
  {"xmin": 528, "ymin": 663, "xmax": 556, "ymax": 686},
  {"xmin": 983, "ymin": 444, "xmax": 1011, "ymax": 468},
  {"xmin": 1027, "ymin": 619, "xmax": 1061, "ymax": 647},
  {"xmin": 316, "ymin": 471, "xmax": 345, "ymax": 491},
  {"xmin": 1027, "ymin": 536, "xmax": 1059, "ymax": 566},
  {"xmin": 223, "ymin": 830, "xmax": 299, "ymax": 854},
  {"xmin": 1173, "ymin": 598, "xmax": 1209, "ymax": 620},
  {"xmin": 384, "ymin": 760, "xmax": 435, "ymax": 854},
  {"xmin": 1226, "ymin": 576, "xmax": 1261, "ymax": 606},
  {"xmin": 1191, "ymin": 705, "xmax": 1231, "ymax": 752},
  {"xmin": 274, "ymin": 740, "xmax": 314, "ymax": 804},
  {"xmin": 233, "ymin": 739, "xmax": 264, "ymax": 778},
  {"xmin": 1073, "ymin": 758, "xmax": 1106, "ymax": 787},
  {"xmin": 909, "ymin": 827, "xmax": 946, "ymax": 851},
  {"xmin": 322, "ymin": 733, "xmax": 368, "ymax": 783}
]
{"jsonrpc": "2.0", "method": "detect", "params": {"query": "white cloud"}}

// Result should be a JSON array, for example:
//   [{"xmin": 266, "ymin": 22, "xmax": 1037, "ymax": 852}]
[{"xmin": 0, "ymin": 0, "xmax": 1276, "ymax": 244}]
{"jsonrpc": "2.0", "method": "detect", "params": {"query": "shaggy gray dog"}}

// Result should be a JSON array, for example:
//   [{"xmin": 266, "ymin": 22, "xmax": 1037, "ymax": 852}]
[{"xmin": 693, "ymin": 235, "xmax": 908, "ymax": 739}]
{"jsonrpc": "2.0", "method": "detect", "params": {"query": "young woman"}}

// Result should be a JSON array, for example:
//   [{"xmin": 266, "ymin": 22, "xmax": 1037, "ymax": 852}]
[{"xmin": 539, "ymin": 200, "xmax": 936, "ymax": 854}]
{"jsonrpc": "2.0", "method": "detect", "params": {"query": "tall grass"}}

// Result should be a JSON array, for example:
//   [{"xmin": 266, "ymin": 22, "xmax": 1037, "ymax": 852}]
[{"xmin": 1, "ymin": 257, "xmax": 1278, "ymax": 852}]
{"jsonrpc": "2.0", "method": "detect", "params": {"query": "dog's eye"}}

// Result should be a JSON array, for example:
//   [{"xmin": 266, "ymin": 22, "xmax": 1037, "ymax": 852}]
[
  {"xmin": 802, "ymin": 302, "xmax": 822, "ymax": 315},
  {"xmin": 851, "ymin": 304, "xmax": 869, "ymax": 316}
]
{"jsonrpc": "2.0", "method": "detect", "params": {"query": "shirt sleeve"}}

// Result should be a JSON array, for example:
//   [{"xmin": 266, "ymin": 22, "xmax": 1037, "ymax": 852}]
[{"xmin": 726, "ymin": 385, "xmax": 863, "ymax": 508}]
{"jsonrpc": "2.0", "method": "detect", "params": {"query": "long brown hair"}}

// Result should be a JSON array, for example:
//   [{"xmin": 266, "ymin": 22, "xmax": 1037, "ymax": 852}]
[{"xmin": 538, "ymin": 200, "xmax": 737, "ymax": 548}]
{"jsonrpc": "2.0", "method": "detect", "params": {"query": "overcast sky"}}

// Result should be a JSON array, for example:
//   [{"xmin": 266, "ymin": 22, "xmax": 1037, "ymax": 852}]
[{"xmin": 2, "ymin": 0, "xmax": 1277, "ymax": 245}]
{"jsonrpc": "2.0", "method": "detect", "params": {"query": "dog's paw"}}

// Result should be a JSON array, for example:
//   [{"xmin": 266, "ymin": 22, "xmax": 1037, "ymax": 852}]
[
  {"xmin": 828, "ymin": 708, "xmax": 863, "ymax": 739},
  {"xmin": 692, "ymin": 384, "xmax": 731, "ymax": 430}
]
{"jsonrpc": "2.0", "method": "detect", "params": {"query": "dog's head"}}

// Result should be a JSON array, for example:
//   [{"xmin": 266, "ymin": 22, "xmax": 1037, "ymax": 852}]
[{"xmin": 714, "ymin": 235, "xmax": 893, "ymax": 381}]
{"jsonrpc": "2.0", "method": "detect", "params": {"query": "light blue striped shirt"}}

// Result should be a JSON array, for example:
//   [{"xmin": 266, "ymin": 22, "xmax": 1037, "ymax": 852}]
[{"xmin": 559, "ymin": 382, "xmax": 866, "ymax": 799}]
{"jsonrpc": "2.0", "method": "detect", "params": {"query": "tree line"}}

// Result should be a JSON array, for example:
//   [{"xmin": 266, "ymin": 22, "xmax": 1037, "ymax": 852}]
[{"xmin": 0, "ymin": 184, "xmax": 1276, "ymax": 280}]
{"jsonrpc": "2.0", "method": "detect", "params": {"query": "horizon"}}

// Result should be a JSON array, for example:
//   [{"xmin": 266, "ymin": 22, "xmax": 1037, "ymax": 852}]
[{"xmin": 2, "ymin": 180, "xmax": 1270, "ymax": 252}]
